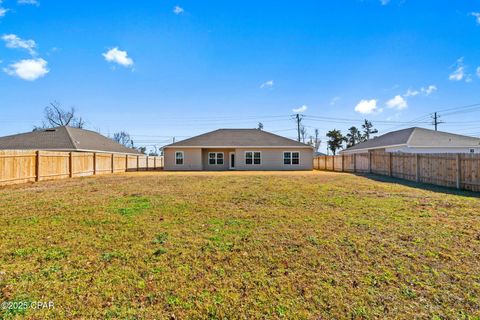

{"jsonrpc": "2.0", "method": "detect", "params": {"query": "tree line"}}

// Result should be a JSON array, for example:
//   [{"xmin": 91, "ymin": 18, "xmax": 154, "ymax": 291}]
[{"xmin": 325, "ymin": 119, "xmax": 378, "ymax": 155}]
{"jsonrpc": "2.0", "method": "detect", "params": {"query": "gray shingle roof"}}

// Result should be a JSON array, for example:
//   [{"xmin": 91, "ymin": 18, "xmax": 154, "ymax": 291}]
[
  {"xmin": 343, "ymin": 127, "xmax": 480, "ymax": 152},
  {"xmin": 164, "ymin": 129, "xmax": 312, "ymax": 148},
  {"xmin": 0, "ymin": 126, "xmax": 142, "ymax": 154}
]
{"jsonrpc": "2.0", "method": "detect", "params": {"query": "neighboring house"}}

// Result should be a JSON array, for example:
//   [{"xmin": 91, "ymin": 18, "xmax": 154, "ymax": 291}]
[
  {"xmin": 163, "ymin": 129, "xmax": 314, "ymax": 171},
  {"xmin": 342, "ymin": 127, "xmax": 480, "ymax": 154},
  {"xmin": 0, "ymin": 126, "xmax": 142, "ymax": 154}
]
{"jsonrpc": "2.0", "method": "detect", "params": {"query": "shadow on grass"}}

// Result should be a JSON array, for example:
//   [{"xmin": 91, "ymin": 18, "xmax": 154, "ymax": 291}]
[{"xmin": 353, "ymin": 173, "xmax": 480, "ymax": 198}]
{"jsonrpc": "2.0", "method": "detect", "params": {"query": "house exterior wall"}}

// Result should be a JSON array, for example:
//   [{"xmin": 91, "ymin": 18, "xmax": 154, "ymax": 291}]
[
  {"xmin": 164, "ymin": 148, "xmax": 203, "ymax": 170},
  {"xmin": 234, "ymin": 148, "xmax": 313, "ymax": 170},
  {"xmin": 387, "ymin": 146, "xmax": 480, "ymax": 154},
  {"xmin": 201, "ymin": 148, "xmax": 234, "ymax": 171}
]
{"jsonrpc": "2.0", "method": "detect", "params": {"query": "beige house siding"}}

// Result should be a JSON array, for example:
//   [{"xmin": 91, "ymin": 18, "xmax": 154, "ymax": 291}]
[
  {"xmin": 234, "ymin": 148, "xmax": 313, "ymax": 170},
  {"xmin": 164, "ymin": 148, "xmax": 203, "ymax": 170},
  {"xmin": 164, "ymin": 147, "xmax": 313, "ymax": 171},
  {"xmin": 202, "ymin": 148, "xmax": 234, "ymax": 171}
]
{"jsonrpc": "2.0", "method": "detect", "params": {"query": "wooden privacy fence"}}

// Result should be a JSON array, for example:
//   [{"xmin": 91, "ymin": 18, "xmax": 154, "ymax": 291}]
[
  {"xmin": 314, "ymin": 152, "xmax": 480, "ymax": 192},
  {"xmin": 0, "ymin": 150, "xmax": 164, "ymax": 186}
]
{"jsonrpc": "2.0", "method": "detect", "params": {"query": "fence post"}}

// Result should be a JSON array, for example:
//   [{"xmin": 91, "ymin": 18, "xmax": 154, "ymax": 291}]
[
  {"xmin": 93, "ymin": 153, "xmax": 97, "ymax": 175},
  {"xmin": 389, "ymin": 153, "xmax": 393, "ymax": 177},
  {"xmin": 146, "ymin": 156, "xmax": 149, "ymax": 171},
  {"xmin": 125, "ymin": 155, "xmax": 128, "ymax": 172},
  {"xmin": 35, "ymin": 150, "xmax": 40, "ymax": 182},
  {"xmin": 415, "ymin": 154, "xmax": 420, "ymax": 182},
  {"xmin": 69, "ymin": 152, "xmax": 73, "ymax": 178},
  {"xmin": 111, "ymin": 154, "xmax": 115, "ymax": 173},
  {"xmin": 154, "ymin": 156, "xmax": 157, "ymax": 170},
  {"xmin": 456, "ymin": 154, "xmax": 461, "ymax": 189},
  {"xmin": 353, "ymin": 154, "xmax": 356, "ymax": 173},
  {"xmin": 137, "ymin": 155, "xmax": 140, "ymax": 171},
  {"xmin": 368, "ymin": 151, "xmax": 372, "ymax": 174},
  {"xmin": 341, "ymin": 154, "xmax": 345, "ymax": 172}
]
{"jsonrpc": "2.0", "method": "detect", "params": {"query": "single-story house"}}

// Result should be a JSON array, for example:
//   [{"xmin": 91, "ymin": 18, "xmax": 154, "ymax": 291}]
[
  {"xmin": 342, "ymin": 127, "xmax": 480, "ymax": 154},
  {"xmin": 163, "ymin": 129, "xmax": 314, "ymax": 171},
  {"xmin": 0, "ymin": 126, "xmax": 142, "ymax": 154}
]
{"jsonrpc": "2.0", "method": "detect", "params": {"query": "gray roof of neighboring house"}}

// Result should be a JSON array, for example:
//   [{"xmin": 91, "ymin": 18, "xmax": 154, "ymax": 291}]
[
  {"xmin": 164, "ymin": 129, "xmax": 313, "ymax": 148},
  {"xmin": 0, "ymin": 126, "xmax": 142, "ymax": 154},
  {"xmin": 343, "ymin": 127, "xmax": 480, "ymax": 153}
]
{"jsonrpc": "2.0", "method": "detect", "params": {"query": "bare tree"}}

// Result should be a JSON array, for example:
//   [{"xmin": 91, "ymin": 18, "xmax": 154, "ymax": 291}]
[
  {"xmin": 34, "ymin": 101, "xmax": 85, "ymax": 130},
  {"xmin": 112, "ymin": 131, "xmax": 132, "ymax": 147},
  {"xmin": 300, "ymin": 125, "xmax": 308, "ymax": 143},
  {"xmin": 308, "ymin": 128, "xmax": 322, "ymax": 152}
]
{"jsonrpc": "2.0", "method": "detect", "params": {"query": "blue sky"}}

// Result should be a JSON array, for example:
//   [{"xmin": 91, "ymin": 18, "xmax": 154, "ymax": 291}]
[{"xmin": 1, "ymin": 0, "xmax": 480, "ymax": 152}]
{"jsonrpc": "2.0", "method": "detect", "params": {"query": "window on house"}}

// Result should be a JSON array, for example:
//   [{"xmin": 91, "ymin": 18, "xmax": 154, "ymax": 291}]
[
  {"xmin": 245, "ymin": 151, "xmax": 261, "ymax": 165},
  {"xmin": 175, "ymin": 151, "xmax": 184, "ymax": 165},
  {"xmin": 470, "ymin": 149, "xmax": 475, "ymax": 153},
  {"xmin": 208, "ymin": 152, "xmax": 224, "ymax": 165},
  {"xmin": 284, "ymin": 151, "xmax": 300, "ymax": 165}
]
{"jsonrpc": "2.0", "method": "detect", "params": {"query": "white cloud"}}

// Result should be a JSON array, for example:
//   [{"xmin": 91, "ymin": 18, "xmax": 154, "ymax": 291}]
[
  {"xmin": 292, "ymin": 105, "xmax": 307, "ymax": 113},
  {"xmin": 18, "ymin": 0, "xmax": 39, "ymax": 5},
  {"xmin": 421, "ymin": 84, "xmax": 437, "ymax": 95},
  {"xmin": 386, "ymin": 95, "xmax": 407, "ymax": 110},
  {"xmin": 3, "ymin": 58, "xmax": 49, "ymax": 80},
  {"xmin": 404, "ymin": 89, "xmax": 420, "ymax": 97},
  {"xmin": 102, "ymin": 47, "xmax": 134, "ymax": 67},
  {"xmin": 260, "ymin": 80, "xmax": 274, "ymax": 88},
  {"xmin": 380, "ymin": 0, "xmax": 390, "ymax": 5},
  {"xmin": 354, "ymin": 99, "xmax": 379, "ymax": 114},
  {"xmin": 472, "ymin": 12, "xmax": 480, "ymax": 24},
  {"xmin": 0, "ymin": 7, "xmax": 7, "ymax": 17},
  {"xmin": 173, "ymin": 5, "xmax": 184, "ymax": 14},
  {"xmin": 449, "ymin": 57, "xmax": 467, "ymax": 81},
  {"xmin": 2, "ymin": 34, "xmax": 37, "ymax": 55},
  {"xmin": 477, "ymin": 66, "xmax": 480, "ymax": 78},
  {"xmin": 330, "ymin": 96, "xmax": 341, "ymax": 105}
]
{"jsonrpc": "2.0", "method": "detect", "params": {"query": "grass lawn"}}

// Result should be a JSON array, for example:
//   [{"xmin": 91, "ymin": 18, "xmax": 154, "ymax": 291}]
[{"xmin": 0, "ymin": 171, "xmax": 479, "ymax": 319}]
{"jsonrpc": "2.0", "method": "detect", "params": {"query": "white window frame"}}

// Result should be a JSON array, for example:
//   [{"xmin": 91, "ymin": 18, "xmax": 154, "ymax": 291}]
[
  {"xmin": 175, "ymin": 151, "xmax": 184, "ymax": 165},
  {"xmin": 208, "ymin": 152, "xmax": 224, "ymax": 165},
  {"xmin": 283, "ymin": 151, "xmax": 300, "ymax": 165},
  {"xmin": 245, "ymin": 151, "xmax": 261, "ymax": 165}
]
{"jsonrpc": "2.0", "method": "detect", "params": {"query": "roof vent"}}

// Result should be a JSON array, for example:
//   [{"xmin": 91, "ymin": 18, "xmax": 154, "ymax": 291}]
[{"xmin": 45, "ymin": 129, "xmax": 57, "ymax": 132}]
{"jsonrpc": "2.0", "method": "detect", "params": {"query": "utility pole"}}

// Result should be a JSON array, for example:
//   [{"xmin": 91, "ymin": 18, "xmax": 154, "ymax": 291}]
[
  {"xmin": 173, "ymin": 137, "xmax": 176, "ymax": 143},
  {"xmin": 295, "ymin": 114, "xmax": 303, "ymax": 142},
  {"xmin": 431, "ymin": 112, "xmax": 443, "ymax": 131}
]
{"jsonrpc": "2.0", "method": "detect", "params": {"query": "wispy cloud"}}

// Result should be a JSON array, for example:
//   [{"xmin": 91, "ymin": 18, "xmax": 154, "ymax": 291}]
[
  {"xmin": 102, "ymin": 47, "xmax": 134, "ymax": 68},
  {"xmin": 421, "ymin": 84, "xmax": 437, "ymax": 95},
  {"xmin": 386, "ymin": 95, "xmax": 407, "ymax": 110},
  {"xmin": 472, "ymin": 12, "xmax": 480, "ymax": 24},
  {"xmin": 404, "ymin": 89, "xmax": 420, "ymax": 97},
  {"xmin": 18, "ymin": 0, "xmax": 39, "ymax": 5},
  {"xmin": 0, "ymin": 7, "xmax": 7, "ymax": 17},
  {"xmin": 477, "ymin": 66, "xmax": 480, "ymax": 78},
  {"xmin": 292, "ymin": 105, "xmax": 308, "ymax": 113},
  {"xmin": 330, "ymin": 96, "xmax": 341, "ymax": 106},
  {"xmin": 2, "ymin": 34, "xmax": 37, "ymax": 55},
  {"xmin": 173, "ymin": 5, "xmax": 184, "ymax": 14},
  {"xmin": 3, "ymin": 58, "xmax": 49, "ymax": 80},
  {"xmin": 449, "ymin": 57, "xmax": 467, "ymax": 81},
  {"xmin": 354, "ymin": 99, "xmax": 380, "ymax": 115},
  {"xmin": 380, "ymin": 0, "xmax": 390, "ymax": 5},
  {"xmin": 260, "ymin": 80, "xmax": 274, "ymax": 89}
]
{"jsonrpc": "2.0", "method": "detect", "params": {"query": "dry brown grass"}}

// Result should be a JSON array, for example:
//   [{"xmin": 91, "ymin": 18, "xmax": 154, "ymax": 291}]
[{"xmin": 0, "ymin": 171, "xmax": 479, "ymax": 319}]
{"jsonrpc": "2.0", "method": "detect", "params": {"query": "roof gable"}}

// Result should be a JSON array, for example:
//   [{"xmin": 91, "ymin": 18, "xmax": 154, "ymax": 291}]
[{"xmin": 164, "ymin": 129, "xmax": 312, "ymax": 148}]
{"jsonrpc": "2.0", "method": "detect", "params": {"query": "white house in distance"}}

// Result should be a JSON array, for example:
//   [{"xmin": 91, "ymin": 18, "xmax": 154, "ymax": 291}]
[
  {"xmin": 163, "ymin": 129, "xmax": 314, "ymax": 171},
  {"xmin": 342, "ymin": 127, "xmax": 480, "ymax": 154}
]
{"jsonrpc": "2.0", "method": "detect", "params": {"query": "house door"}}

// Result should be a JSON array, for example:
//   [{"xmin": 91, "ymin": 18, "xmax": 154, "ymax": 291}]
[{"xmin": 229, "ymin": 152, "xmax": 235, "ymax": 169}]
